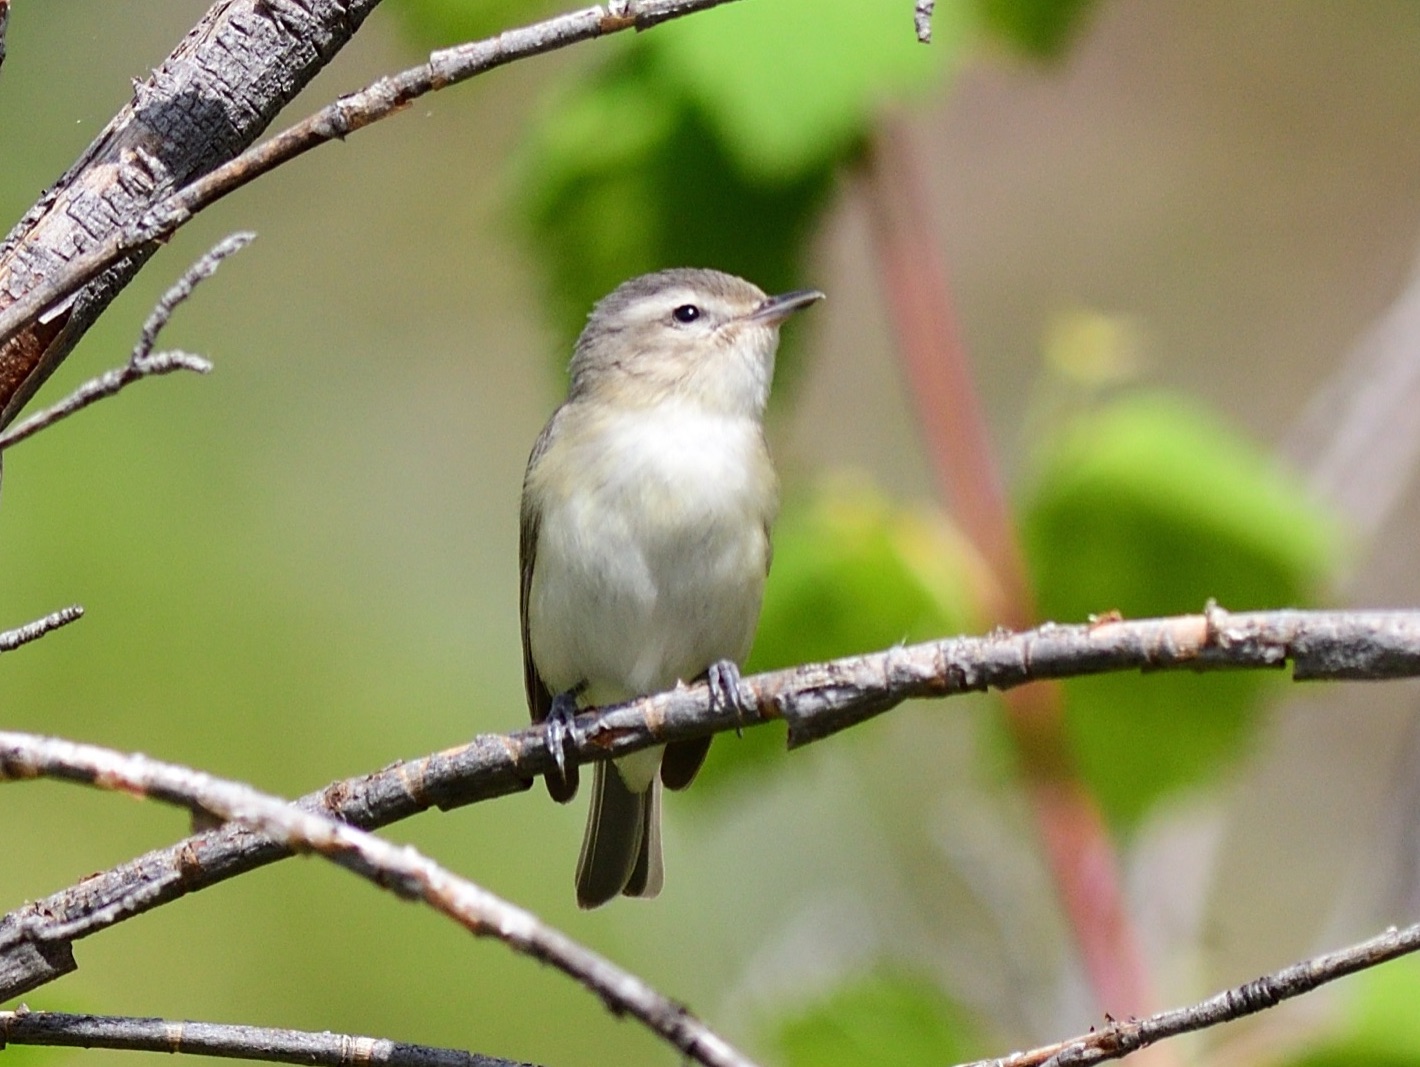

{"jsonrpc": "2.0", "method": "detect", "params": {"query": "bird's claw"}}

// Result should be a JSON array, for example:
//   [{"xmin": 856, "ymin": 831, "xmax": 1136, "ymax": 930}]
[
  {"xmin": 545, "ymin": 687, "xmax": 583, "ymax": 786},
  {"xmin": 706, "ymin": 659, "xmax": 747, "ymax": 737}
]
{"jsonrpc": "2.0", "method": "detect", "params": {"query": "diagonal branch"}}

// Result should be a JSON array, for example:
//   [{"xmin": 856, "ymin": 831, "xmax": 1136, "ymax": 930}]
[
  {"xmin": 958, "ymin": 922, "xmax": 1420, "ymax": 1067},
  {"xmin": 0, "ymin": 0, "xmax": 388, "ymax": 430},
  {"xmin": 0, "ymin": 0, "xmax": 747, "ymax": 423},
  {"xmin": 0, "ymin": 734, "xmax": 758, "ymax": 1067},
  {"xmin": 0, "ymin": 351, "xmax": 209, "ymax": 454},
  {"xmin": 0, "ymin": 1009, "xmax": 537, "ymax": 1067},
  {"xmin": 0, "ymin": 605, "xmax": 84, "ymax": 652},
  {"xmin": 130, "ymin": 232, "xmax": 254, "ymax": 364},
  {"xmin": 4, "ymin": 606, "xmax": 1420, "ymax": 1002}
]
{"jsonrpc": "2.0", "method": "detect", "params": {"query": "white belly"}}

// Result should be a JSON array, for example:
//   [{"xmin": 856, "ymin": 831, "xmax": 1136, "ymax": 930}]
[{"xmin": 526, "ymin": 405, "xmax": 776, "ymax": 707}]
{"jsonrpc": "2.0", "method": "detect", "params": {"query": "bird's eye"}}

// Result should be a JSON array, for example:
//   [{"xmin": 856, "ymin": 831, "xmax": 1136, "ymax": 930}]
[{"xmin": 671, "ymin": 304, "xmax": 702, "ymax": 324}]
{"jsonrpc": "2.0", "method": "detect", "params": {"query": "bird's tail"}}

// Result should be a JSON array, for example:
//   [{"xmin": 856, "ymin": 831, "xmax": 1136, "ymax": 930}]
[{"xmin": 575, "ymin": 761, "xmax": 663, "ymax": 908}]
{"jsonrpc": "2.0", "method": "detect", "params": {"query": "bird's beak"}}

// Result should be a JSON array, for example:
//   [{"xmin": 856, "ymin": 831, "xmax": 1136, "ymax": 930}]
[{"xmin": 749, "ymin": 288, "xmax": 825, "ymax": 325}]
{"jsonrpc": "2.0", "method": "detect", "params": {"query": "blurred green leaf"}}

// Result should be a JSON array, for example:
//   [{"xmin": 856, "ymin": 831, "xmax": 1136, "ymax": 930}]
[
  {"xmin": 751, "ymin": 476, "xmax": 981, "ymax": 672},
  {"xmin": 766, "ymin": 970, "xmax": 987, "ymax": 1067},
  {"xmin": 388, "ymin": 0, "xmax": 566, "ymax": 44},
  {"xmin": 973, "ymin": 0, "xmax": 1102, "ymax": 57},
  {"xmin": 693, "ymin": 476, "xmax": 983, "ymax": 795},
  {"xmin": 650, "ymin": 0, "xmax": 957, "ymax": 182},
  {"xmin": 509, "ymin": 1, "xmax": 968, "ymax": 349},
  {"xmin": 512, "ymin": 48, "xmax": 835, "ymax": 352},
  {"xmin": 1019, "ymin": 393, "xmax": 1339, "ymax": 828}
]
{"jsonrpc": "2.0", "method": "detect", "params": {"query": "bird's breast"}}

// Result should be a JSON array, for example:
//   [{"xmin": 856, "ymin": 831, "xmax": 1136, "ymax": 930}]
[{"xmin": 526, "ymin": 404, "xmax": 777, "ymax": 700}]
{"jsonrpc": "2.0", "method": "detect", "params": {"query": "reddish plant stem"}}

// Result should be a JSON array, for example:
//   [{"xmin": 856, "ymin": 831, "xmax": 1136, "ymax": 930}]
[{"xmin": 861, "ymin": 120, "xmax": 1155, "ymax": 1020}]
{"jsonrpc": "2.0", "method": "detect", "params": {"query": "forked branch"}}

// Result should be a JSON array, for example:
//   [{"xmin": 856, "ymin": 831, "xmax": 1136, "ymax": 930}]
[{"xmin": 0, "ymin": 234, "xmax": 250, "ymax": 453}]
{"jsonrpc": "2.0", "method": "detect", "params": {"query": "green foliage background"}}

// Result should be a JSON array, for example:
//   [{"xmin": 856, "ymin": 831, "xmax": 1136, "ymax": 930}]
[{"xmin": 2, "ymin": 3, "xmax": 1417, "ymax": 1067}]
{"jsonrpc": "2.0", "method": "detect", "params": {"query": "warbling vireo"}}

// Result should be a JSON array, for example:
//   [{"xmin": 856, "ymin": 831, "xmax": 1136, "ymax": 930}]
[{"xmin": 520, "ymin": 267, "xmax": 823, "ymax": 908}]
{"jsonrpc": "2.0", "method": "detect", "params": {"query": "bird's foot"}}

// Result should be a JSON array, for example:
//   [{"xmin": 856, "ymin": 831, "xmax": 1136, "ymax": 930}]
[
  {"xmin": 545, "ymin": 686, "xmax": 584, "ymax": 787},
  {"xmin": 706, "ymin": 659, "xmax": 747, "ymax": 737}
]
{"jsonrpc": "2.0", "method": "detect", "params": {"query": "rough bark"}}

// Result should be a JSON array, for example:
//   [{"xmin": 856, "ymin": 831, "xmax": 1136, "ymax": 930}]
[{"xmin": 0, "ymin": 0, "xmax": 385, "ymax": 429}]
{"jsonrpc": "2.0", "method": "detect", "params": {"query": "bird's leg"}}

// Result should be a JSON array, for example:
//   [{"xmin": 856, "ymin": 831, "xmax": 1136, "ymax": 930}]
[
  {"xmin": 545, "ymin": 683, "xmax": 586, "ymax": 785},
  {"xmin": 706, "ymin": 659, "xmax": 748, "ymax": 737}
]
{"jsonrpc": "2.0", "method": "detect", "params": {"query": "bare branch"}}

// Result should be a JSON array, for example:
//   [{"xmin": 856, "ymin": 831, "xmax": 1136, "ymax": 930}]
[
  {"xmin": 915, "ymin": 0, "xmax": 935, "ymax": 43},
  {"xmin": 0, "ymin": 233, "xmax": 252, "ymax": 451},
  {"xmin": 0, "ymin": 0, "xmax": 387, "ymax": 430},
  {"xmin": 7, "ymin": 608, "xmax": 1420, "ymax": 1061},
  {"xmin": 0, "ymin": 351, "xmax": 210, "ymax": 453},
  {"xmin": 0, "ymin": 733, "xmax": 758, "ymax": 1067},
  {"xmin": 0, "ymin": 605, "xmax": 84, "ymax": 652},
  {"xmin": 0, "ymin": 0, "xmax": 747, "ymax": 389},
  {"xmin": 959, "ymin": 923, "xmax": 1420, "ymax": 1067},
  {"xmin": 0, "ymin": 1009, "xmax": 536, "ymax": 1067},
  {"xmin": 5, "ymin": 606, "xmax": 1420, "ymax": 1001},
  {"xmin": 0, "ymin": 1, "xmax": 9, "ymax": 75},
  {"xmin": 131, "ymin": 232, "xmax": 254, "ymax": 364}
]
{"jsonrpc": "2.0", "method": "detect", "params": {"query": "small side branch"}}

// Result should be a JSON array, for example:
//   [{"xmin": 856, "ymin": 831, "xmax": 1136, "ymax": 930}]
[
  {"xmin": 0, "ymin": 605, "xmax": 84, "ymax": 652},
  {"xmin": 131, "ymin": 232, "xmax": 254, "ymax": 364},
  {"xmin": 959, "ymin": 923, "xmax": 1420, "ymax": 1067},
  {"xmin": 0, "ymin": 1009, "xmax": 537, "ymax": 1067},
  {"xmin": 0, "ymin": 734, "xmax": 758, "ymax": 1067},
  {"xmin": 0, "ymin": 352, "xmax": 210, "ymax": 451},
  {"xmin": 0, "ymin": 233, "xmax": 251, "ymax": 451}
]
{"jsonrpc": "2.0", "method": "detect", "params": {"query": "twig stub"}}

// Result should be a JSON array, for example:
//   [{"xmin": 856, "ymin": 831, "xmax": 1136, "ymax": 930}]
[
  {"xmin": 0, "ymin": 605, "xmax": 85, "ymax": 652},
  {"xmin": 915, "ymin": 0, "xmax": 936, "ymax": 43}
]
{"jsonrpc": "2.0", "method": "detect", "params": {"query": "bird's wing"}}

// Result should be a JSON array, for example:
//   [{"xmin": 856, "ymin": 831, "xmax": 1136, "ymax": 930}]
[{"xmin": 520, "ymin": 406, "xmax": 578, "ymax": 802}]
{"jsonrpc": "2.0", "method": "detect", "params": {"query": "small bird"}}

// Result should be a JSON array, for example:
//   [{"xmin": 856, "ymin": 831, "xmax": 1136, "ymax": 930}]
[{"xmin": 520, "ymin": 267, "xmax": 823, "ymax": 908}]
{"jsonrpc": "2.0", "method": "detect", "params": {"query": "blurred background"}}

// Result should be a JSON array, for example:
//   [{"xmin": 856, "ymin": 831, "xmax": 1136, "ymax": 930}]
[{"xmin": 5, "ymin": 2, "xmax": 1420, "ymax": 1065}]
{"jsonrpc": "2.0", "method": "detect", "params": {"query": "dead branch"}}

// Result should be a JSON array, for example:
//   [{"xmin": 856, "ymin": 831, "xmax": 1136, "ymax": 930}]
[
  {"xmin": 0, "ymin": 605, "xmax": 83, "ymax": 652},
  {"xmin": 0, "ymin": 0, "xmax": 746, "ymax": 431},
  {"xmin": 0, "ymin": 0, "xmax": 386, "ymax": 430},
  {"xmin": 0, "ymin": 1009, "xmax": 536, "ymax": 1067},
  {"xmin": 0, "ymin": 734, "xmax": 758, "ymax": 1067},
  {"xmin": 959, "ymin": 923, "xmax": 1420, "ymax": 1067},
  {"xmin": 915, "ymin": 0, "xmax": 936, "ymax": 43},
  {"xmin": 0, "ymin": 234, "xmax": 250, "ymax": 452},
  {"xmin": 4, "ymin": 605, "xmax": 1420, "ymax": 1002}
]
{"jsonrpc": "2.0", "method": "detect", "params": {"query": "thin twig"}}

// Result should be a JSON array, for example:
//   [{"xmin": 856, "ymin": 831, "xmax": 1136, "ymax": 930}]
[
  {"xmin": 131, "ymin": 232, "xmax": 254, "ymax": 364},
  {"xmin": 0, "ymin": 233, "xmax": 252, "ymax": 451},
  {"xmin": 0, "ymin": 733, "xmax": 758, "ymax": 1067},
  {"xmin": 0, "ymin": 605, "xmax": 84, "ymax": 652},
  {"xmin": 5, "ymin": 606, "xmax": 1420, "ymax": 1003},
  {"xmin": 0, "ymin": 1009, "xmax": 536, "ymax": 1067},
  {"xmin": 914, "ymin": 0, "xmax": 935, "ymax": 43},
  {"xmin": 958, "ymin": 923, "xmax": 1420, "ymax": 1067},
  {"xmin": 0, "ymin": 351, "xmax": 210, "ymax": 451},
  {"xmin": 0, "ymin": 0, "xmax": 745, "ymax": 359}
]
